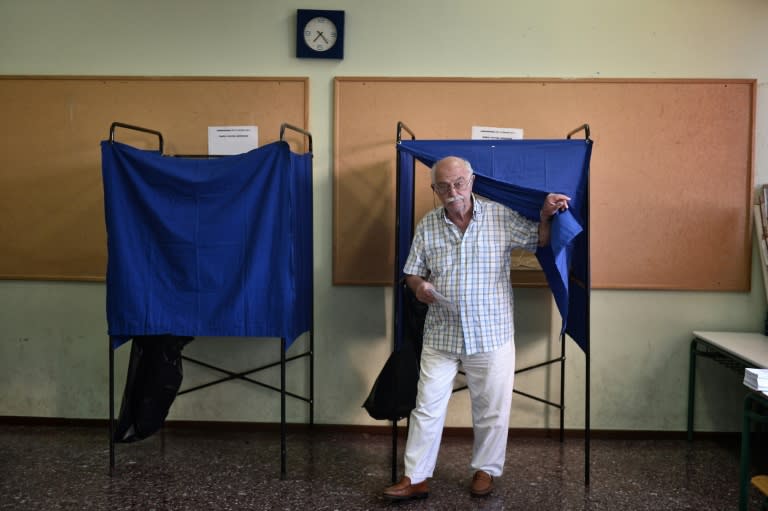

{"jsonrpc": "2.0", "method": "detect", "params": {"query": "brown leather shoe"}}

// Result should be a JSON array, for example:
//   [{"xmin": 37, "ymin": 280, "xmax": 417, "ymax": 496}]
[
  {"xmin": 470, "ymin": 470, "xmax": 494, "ymax": 497},
  {"xmin": 383, "ymin": 476, "xmax": 429, "ymax": 501}
]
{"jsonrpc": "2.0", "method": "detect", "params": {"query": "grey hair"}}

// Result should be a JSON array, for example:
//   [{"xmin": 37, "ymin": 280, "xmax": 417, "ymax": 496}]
[{"xmin": 430, "ymin": 157, "xmax": 474, "ymax": 184}]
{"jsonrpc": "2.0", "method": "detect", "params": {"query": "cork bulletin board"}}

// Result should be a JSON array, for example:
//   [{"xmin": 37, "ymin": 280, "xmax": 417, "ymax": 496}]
[
  {"xmin": 0, "ymin": 76, "xmax": 309, "ymax": 281},
  {"xmin": 333, "ymin": 77, "xmax": 755, "ymax": 290}
]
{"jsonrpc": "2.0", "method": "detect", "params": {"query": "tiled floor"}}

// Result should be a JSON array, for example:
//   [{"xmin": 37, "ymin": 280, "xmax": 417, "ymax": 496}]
[{"xmin": 0, "ymin": 423, "xmax": 765, "ymax": 510}]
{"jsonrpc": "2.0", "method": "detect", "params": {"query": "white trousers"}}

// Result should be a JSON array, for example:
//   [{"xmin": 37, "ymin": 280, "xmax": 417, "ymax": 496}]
[{"xmin": 403, "ymin": 341, "xmax": 515, "ymax": 482}]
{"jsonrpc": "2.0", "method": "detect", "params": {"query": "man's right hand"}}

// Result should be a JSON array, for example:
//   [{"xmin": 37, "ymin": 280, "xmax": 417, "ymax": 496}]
[
  {"xmin": 416, "ymin": 281, "xmax": 437, "ymax": 304},
  {"xmin": 406, "ymin": 275, "xmax": 436, "ymax": 304}
]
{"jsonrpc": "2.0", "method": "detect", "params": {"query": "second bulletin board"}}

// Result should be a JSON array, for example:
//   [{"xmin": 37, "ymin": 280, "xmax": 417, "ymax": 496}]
[{"xmin": 333, "ymin": 77, "xmax": 755, "ymax": 291}]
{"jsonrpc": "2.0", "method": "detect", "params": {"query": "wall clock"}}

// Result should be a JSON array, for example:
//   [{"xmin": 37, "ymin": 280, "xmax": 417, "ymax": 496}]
[{"xmin": 296, "ymin": 9, "xmax": 345, "ymax": 59}]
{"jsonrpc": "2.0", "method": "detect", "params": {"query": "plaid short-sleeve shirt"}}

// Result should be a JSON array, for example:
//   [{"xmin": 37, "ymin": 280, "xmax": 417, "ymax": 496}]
[{"xmin": 403, "ymin": 196, "xmax": 539, "ymax": 355}]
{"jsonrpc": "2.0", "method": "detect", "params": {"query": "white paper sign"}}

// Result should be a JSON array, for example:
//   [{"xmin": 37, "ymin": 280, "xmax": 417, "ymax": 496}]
[
  {"xmin": 208, "ymin": 126, "xmax": 259, "ymax": 155},
  {"xmin": 471, "ymin": 126, "xmax": 524, "ymax": 140}
]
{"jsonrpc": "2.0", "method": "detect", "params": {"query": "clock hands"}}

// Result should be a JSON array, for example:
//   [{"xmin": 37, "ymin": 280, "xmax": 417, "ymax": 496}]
[{"xmin": 313, "ymin": 31, "xmax": 330, "ymax": 44}]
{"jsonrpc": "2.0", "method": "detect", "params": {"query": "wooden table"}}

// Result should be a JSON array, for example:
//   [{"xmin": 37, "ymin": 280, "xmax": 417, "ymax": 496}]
[{"xmin": 686, "ymin": 331, "xmax": 768, "ymax": 510}]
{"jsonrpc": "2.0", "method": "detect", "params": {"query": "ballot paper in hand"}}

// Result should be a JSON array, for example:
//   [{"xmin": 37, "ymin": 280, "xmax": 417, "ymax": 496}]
[{"xmin": 430, "ymin": 288, "xmax": 458, "ymax": 313}]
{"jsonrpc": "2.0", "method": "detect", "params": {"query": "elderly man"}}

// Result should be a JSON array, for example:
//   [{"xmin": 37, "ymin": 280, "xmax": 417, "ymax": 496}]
[{"xmin": 383, "ymin": 156, "xmax": 569, "ymax": 500}]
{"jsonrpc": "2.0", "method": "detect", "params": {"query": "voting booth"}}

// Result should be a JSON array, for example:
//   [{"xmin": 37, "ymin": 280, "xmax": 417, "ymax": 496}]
[
  {"xmin": 389, "ymin": 122, "xmax": 593, "ymax": 483},
  {"xmin": 101, "ymin": 122, "xmax": 314, "ymax": 478}
]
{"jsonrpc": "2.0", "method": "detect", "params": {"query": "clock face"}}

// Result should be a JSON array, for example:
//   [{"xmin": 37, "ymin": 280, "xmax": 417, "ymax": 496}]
[
  {"xmin": 303, "ymin": 16, "xmax": 337, "ymax": 52},
  {"xmin": 296, "ymin": 9, "xmax": 344, "ymax": 59}
]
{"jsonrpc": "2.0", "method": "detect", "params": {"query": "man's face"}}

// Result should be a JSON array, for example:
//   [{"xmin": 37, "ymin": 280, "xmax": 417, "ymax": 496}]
[{"xmin": 432, "ymin": 158, "xmax": 474, "ymax": 216}]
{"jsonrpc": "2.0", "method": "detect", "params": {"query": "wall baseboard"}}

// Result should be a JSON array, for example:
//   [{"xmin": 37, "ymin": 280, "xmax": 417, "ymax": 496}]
[{"xmin": 0, "ymin": 415, "xmax": 739, "ymax": 441}]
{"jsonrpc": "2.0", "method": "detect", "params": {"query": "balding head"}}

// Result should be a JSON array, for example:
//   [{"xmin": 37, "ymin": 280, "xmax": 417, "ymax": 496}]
[{"xmin": 430, "ymin": 157, "xmax": 473, "ymax": 184}]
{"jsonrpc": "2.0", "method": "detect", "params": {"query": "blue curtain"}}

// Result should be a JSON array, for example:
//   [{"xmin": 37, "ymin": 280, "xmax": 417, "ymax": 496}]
[
  {"xmin": 395, "ymin": 139, "xmax": 592, "ymax": 352},
  {"xmin": 101, "ymin": 140, "xmax": 313, "ymax": 350}
]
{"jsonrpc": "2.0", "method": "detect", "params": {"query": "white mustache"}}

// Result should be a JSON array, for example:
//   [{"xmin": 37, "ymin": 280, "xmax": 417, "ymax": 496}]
[{"xmin": 445, "ymin": 196, "xmax": 464, "ymax": 204}]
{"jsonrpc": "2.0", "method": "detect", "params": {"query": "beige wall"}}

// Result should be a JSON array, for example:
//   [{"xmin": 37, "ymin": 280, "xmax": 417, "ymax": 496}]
[{"xmin": 1, "ymin": 0, "xmax": 767, "ymax": 432}]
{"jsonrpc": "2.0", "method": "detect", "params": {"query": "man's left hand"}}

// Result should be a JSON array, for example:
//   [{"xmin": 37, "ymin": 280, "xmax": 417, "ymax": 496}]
[{"xmin": 540, "ymin": 193, "xmax": 571, "ymax": 220}]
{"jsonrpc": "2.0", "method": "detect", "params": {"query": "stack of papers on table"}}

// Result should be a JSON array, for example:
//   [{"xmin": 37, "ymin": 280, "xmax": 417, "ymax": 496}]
[{"xmin": 744, "ymin": 368, "xmax": 768, "ymax": 391}]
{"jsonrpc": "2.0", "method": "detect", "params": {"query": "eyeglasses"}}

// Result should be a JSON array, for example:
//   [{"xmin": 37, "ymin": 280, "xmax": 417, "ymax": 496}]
[{"xmin": 432, "ymin": 176, "xmax": 473, "ymax": 195}]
